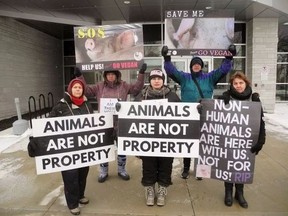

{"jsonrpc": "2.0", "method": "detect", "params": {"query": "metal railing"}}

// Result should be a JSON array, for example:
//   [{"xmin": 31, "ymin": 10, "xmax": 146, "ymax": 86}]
[{"xmin": 28, "ymin": 92, "xmax": 54, "ymax": 128}]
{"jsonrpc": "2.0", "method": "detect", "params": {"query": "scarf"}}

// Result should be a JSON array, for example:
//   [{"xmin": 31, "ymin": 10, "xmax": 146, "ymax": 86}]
[
  {"xmin": 71, "ymin": 95, "xmax": 85, "ymax": 106},
  {"xmin": 142, "ymin": 85, "xmax": 170, "ymax": 100},
  {"xmin": 230, "ymin": 85, "xmax": 252, "ymax": 100}
]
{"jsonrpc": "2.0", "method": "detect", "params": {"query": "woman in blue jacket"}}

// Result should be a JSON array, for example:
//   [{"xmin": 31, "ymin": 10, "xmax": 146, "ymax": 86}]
[{"xmin": 161, "ymin": 45, "xmax": 235, "ymax": 179}]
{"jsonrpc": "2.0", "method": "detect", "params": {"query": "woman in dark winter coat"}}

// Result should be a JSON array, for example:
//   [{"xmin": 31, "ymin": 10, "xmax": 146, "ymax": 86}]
[
  {"xmin": 218, "ymin": 71, "xmax": 266, "ymax": 209},
  {"xmin": 134, "ymin": 69, "xmax": 181, "ymax": 207},
  {"xmin": 49, "ymin": 78, "xmax": 94, "ymax": 215}
]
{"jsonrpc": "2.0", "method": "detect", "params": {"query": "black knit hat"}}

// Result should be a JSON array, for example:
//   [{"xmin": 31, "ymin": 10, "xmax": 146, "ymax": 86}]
[
  {"xmin": 149, "ymin": 69, "xmax": 165, "ymax": 82},
  {"xmin": 190, "ymin": 57, "xmax": 204, "ymax": 68}
]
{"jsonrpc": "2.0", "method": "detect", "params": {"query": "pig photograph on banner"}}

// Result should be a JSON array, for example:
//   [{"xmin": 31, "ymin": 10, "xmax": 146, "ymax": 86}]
[
  {"xmin": 30, "ymin": 113, "xmax": 115, "ymax": 175},
  {"xmin": 74, "ymin": 24, "xmax": 144, "ymax": 72},
  {"xmin": 165, "ymin": 10, "xmax": 234, "ymax": 56},
  {"xmin": 196, "ymin": 99, "xmax": 262, "ymax": 184},
  {"xmin": 117, "ymin": 101, "xmax": 200, "ymax": 158}
]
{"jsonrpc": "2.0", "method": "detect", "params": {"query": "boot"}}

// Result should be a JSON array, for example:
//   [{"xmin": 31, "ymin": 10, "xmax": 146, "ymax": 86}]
[
  {"xmin": 144, "ymin": 186, "xmax": 155, "ymax": 206},
  {"xmin": 157, "ymin": 185, "xmax": 167, "ymax": 206},
  {"xmin": 98, "ymin": 163, "xmax": 108, "ymax": 183},
  {"xmin": 118, "ymin": 155, "xmax": 130, "ymax": 180},
  {"xmin": 235, "ymin": 184, "xmax": 248, "ymax": 208},
  {"xmin": 181, "ymin": 167, "xmax": 190, "ymax": 179},
  {"xmin": 224, "ymin": 182, "xmax": 233, "ymax": 207}
]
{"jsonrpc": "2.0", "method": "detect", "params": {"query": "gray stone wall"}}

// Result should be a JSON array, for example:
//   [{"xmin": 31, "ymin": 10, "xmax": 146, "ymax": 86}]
[
  {"xmin": 0, "ymin": 17, "xmax": 63, "ymax": 120},
  {"xmin": 247, "ymin": 18, "xmax": 278, "ymax": 113}
]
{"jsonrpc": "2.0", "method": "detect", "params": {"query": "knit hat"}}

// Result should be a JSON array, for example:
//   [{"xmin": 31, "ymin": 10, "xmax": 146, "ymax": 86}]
[
  {"xmin": 149, "ymin": 69, "xmax": 165, "ymax": 82},
  {"xmin": 67, "ymin": 78, "xmax": 85, "ymax": 97},
  {"xmin": 190, "ymin": 57, "xmax": 204, "ymax": 68}
]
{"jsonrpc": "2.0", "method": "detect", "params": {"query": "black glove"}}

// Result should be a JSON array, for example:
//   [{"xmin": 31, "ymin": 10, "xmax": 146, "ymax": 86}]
[
  {"xmin": 250, "ymin": 143, "xmax": 263, "ymax": 155},
  {"xmin": 161, "ymin": 46, "xmax": 171, "ymax": 62},
  {"xmin": 225, "ymin": 44, "xmax": 236, "ymax": 60},
  {"xmin": 196, "ymin": 104, "xmax": 203, "ymax": 115},
  {"xmin": 115, "ymin": 102, "xmax": 121, "ymax": 112},
  {"xmin": 218, "ymin": 92, "xmax": 230, "ymax": 105},
  {"xmin": 74, "ymin": 67, "xmax": 82, "ymax": 77},
  {"xmin": 251, "ymin": 92, "xmax": 260, "ymax": 102},
  {"xmin": 27, "ymin": 136, "xmax": 36, "ymax": 157},
  {"xmin": 139, "ymin": 63, "xmax": 147, "ymax": 74}
]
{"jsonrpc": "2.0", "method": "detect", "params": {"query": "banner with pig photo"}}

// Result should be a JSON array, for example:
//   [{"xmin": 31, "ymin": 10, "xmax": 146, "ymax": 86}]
[
  {"xmin": 196, "ymin": 99, "xmax": 262, "ymax": 184},
  {"xmin": 31, "ymin": 113, "xmax": 115, "ymax": 174},
  {"xmin": 165, "ymin": 10, "xmax": 234, "ymax": 56},
  {"xmin": 74, "ymin": 24, "xmax": 144, "ymax": 72},
  {"xmin": 117, "ymin": 101, "xmax": 200, "ymax": 158}
]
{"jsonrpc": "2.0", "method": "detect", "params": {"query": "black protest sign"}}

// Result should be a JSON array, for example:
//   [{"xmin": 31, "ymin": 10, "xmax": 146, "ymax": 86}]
[
  {"xmin": 74, "ymin": 24, "xmax": 144, "ymax": 71},
  {"xmin": 197, "ymin": 99, "xmax": 261, "ymax": 184},
  {"xmin": 117, "ymin": 101, "xmax": 200, "ymax": 157},
  {"xmin": 31, "ymin": 113, "xmax": 115, "ymax": 174}
]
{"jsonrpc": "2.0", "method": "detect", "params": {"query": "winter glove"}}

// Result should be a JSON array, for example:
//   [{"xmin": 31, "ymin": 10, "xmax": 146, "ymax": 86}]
[
  {"xmin": 115, "ymin": 102, "xmax": 121, "ymax": 112},
  {"xmin": 139, "ymin": 63, "xmax": 147, "ymax": 74},
  {"xmin": 218, "ymin": 92, "xmax": 230, "ymax": 105},
  {"xmin": 161, "ymin": 46, "xmax": 171, "ymax": 62},
  {"xmin": 250, "ymin": 143, "xmax": 263, "ymax": 155},
  {"xmin": 74, "ymin": 67, "xmax": 82, "ymax": 77},
  {"xmin": 251, "ymin": 92, "xmax": 260, "ymax": 102},
  {"xmin": 27, "ymin": 136, "xmax": 36, "ymax": 157},
  {"xmin": 196, "ymin": 104, "xmax": 203, "ymax": 115},
  {"xmin": 225, "ymin": 44, "xmax": 236, "ymax": 60}
]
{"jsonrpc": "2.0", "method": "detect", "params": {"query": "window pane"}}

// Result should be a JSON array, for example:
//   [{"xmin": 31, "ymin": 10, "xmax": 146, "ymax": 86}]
[
  {"xmin": 277, "ymin": 54, "xmax": 288, "ymax": 63},
  {"xmin": 234, "ymin": 23, "xmax": 246, "ymax": 43},
  {"xmin": 143, "ymin": 24, "xmax": 162, "ymax": 44},
  {"xmin": 278, "ymin": 25, "xmax": 288, "ymax": 52},
  {"xmin": 144, "ymin": 45, "xmax": 161, "ymax": 57},
  {"xmin": 276, "ymin": 84, "xmax": 288, "ymax": 100},
  {"xmin": 64, "ymin": 40, "xmax": 75, "ymax": 56},
  {"xmin": 277, "ymin": 64, "xmax": 288, "ymax": 83}
]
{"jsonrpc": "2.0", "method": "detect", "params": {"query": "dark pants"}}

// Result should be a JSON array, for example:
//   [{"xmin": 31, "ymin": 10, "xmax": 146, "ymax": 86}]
[
  {"xmin": 61, "ymin": 167, "xmax": 89, "ymax": 209},
  {"xmin": 141, "ymin": 156, "xmax": 173, "ymax": 187},
  {"xmin": 183, "ymin": 157, "xmax": 191, "ymax": 170}
]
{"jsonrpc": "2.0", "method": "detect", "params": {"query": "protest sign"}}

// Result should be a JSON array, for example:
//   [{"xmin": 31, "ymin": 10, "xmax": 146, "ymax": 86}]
[
  {"xmin": 117, "ymin": 101, "xmax": 200, "ymax": 157},
  {"xmin": 74, "ymin": 24, "xmax": 144, "ymax": 71},
  {"xmin": 197, "ymin": 99, "xmax": 261, "ymax": 184},
  {"xmin": 99, "ymin": 98, "xmax": 119, "ymax": 114},
  {"xmin": 31, "ymin": 113, "xmax": 115, "ymax": 174},
  {"xmin": 165, "ymin": 10, "xmax": 234, "ymax": 56}
]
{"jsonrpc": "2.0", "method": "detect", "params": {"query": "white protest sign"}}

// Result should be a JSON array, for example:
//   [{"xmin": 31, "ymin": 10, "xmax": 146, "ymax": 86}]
[
  {"xmin": 99, "ymin": 98, "xmax": 119, "ymax": 113},
  {"xmin": 117, "ymin": 101, "xmax": 200, "ymax": 157},
  {"xmin": 31, "ymin": 113, "xmax": 115, "ymax": 174}
]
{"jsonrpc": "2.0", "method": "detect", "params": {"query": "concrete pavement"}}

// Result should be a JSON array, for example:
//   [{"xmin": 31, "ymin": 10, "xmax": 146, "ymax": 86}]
[{"xmin": 0, "ymin": 127, "xmax": 287, "ymax": 216}]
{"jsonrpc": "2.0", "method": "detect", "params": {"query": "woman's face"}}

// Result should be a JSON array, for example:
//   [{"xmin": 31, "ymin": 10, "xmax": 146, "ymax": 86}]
[
  {"xmin": 232, "ymin": 77, "xmax": 246, "ymax": 93},
  {"xmin": 150, "ymin": 77, "xmax": 163, "ymax": 90},
  {"xmin": 192, "ymin": 64, "xmax": 201, "ymax": 72},
  {"xmin": 71, "ymin": 83, "xmax": 83, "ymax": 98},
  {"xmin": 106, "ymin": 73, "xmax": 116, "ymax": 82}
]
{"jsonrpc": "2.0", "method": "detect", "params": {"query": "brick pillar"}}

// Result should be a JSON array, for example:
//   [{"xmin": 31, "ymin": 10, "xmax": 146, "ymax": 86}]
[{"xmin": 247, "ymin": 18, "xmax": 278, "ymax": 113}]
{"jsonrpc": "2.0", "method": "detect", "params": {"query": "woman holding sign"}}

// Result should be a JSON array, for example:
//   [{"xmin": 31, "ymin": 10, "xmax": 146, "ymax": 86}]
[
  {"xmin": 75, "ymin": 64, "xmax": 146, "ymax": 183},
  {"xmin": 49, "ymin": 78, "xmax": 93, "ymax": 215},
  {"xmin": 134, "ymin": 69, "xmax": 180, "ymax": 206},
  {"xmin": 219, "ymin": 72, "xmax": 266, "ymax": 208}
]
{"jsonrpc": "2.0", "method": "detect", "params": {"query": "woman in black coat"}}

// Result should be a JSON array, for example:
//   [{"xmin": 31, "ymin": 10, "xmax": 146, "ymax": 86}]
[
  {"xmin": 135, "ymin": 69, "xmax": 181, "ymax": 207},
  {"xmin": 219, "ymin": 71, "xmax": 266, "ymax": 209},
  {"xmin": 49, "ymin": 78, "xmax": 94, "ymax": 215}
]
